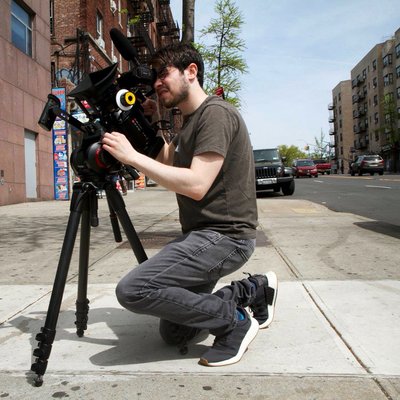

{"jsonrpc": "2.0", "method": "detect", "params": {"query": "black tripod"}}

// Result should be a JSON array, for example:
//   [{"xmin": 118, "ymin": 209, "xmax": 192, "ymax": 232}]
[{"xmin": 31, "ymin": 180, "xmax": 148, "ymax": 386}]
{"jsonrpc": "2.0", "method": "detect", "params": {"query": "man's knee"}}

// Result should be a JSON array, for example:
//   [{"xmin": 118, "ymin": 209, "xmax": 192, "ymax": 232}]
[{"xmin": 115, "ymin": 278, "xmax": 143, "ymax": 310}]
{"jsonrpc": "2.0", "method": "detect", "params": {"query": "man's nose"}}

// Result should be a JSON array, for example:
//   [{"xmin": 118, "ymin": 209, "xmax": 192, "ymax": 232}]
[{"xmin": 154, "ymin": 78, "xmax": 163, "ymax": 90}]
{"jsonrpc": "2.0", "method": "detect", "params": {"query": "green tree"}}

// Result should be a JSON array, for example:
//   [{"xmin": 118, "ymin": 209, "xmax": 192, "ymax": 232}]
[
  {"xmin": 313, "ymin": 130, "xmax": 331, "ymax": 159},
  {"xmin": 197, "ymin": 0, "xmax": 247, "ymax": 108},
  {"xmin": 278, "ymin": 145, "xmax": 307, "ymax": 166},
  {"xmin": 378, "ymin": 94, "xmax": 400, "ymax": 171}
]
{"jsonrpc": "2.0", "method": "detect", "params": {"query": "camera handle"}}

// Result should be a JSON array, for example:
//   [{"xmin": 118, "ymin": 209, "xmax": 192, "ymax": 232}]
[{"xmin": 31, "ymin": 181, "xmax": 147, "ymax": 386}]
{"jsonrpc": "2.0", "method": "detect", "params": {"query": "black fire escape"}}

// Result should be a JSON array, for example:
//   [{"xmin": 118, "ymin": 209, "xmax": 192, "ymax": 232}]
[{"xmin": 127, "ymin": 0, "xmax": 180, "ymax": 64}]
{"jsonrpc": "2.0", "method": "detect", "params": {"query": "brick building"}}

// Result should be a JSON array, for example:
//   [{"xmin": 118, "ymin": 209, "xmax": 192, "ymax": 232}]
[
  {"xmin": 0, "ymin": 1, "xmax": 52, "ymax": 205},
  {"xmin": 330, "ymin": 27, "xmax": 400, "ymax": 172}
]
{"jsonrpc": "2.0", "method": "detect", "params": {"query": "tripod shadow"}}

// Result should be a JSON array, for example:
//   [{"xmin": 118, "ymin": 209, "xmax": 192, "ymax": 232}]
[{"xmin": 6, "ymin": 306, "xmax": 209, "ymax": 371}]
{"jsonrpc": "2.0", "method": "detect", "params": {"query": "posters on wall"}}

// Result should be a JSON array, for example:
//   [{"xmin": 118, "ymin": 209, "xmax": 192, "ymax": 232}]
[{"xmin": 51, "ymin": 88, "xmax": 69, "ymax": 200}]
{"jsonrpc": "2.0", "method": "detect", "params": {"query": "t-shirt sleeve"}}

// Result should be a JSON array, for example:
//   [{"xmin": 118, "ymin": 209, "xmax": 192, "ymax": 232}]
[{"xmin": 193, "ymin": 104, "xmax": 237, "ymax": 158}]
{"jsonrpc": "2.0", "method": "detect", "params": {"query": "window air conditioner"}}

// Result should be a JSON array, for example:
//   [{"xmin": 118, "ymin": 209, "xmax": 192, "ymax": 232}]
[
  {"xmin": 110, "ymin": 0, "xmax": 117, "ymax": 13},
  {"xmin": 96, "ymin": 37, "xmax": 105, "ymax": 49}
]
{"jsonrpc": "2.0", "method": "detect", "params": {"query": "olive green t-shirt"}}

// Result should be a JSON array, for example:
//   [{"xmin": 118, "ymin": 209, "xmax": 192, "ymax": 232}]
[{"xmin": 173, "ymin": 96, "xmax": 258, "ymax": 239}]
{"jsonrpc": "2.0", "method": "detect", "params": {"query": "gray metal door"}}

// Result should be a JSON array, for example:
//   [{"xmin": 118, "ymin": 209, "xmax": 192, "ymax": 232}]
[{"xmin": 24, "ymin": 131, "xmax": 37, "ymax": 198}]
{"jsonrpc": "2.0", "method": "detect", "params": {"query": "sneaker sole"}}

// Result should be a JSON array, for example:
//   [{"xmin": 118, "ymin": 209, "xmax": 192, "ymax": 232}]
[
  {"xmin": 198, "ymin": 316, "xmax": 259, "ymax": 367},
  {"xmin": 259, "ymin": 271, "xmax": 278, "ymax": 329}
]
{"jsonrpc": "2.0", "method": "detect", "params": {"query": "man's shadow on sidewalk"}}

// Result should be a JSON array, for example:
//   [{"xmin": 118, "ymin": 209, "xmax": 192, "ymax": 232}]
[{"xmin": 7, "ymin": 306, "xmax": 209, "ymax": 369}]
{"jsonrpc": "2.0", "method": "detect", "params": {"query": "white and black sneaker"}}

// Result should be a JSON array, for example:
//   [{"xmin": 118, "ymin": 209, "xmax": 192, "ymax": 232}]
[
  {"xmin": 199, "ymin": 308, "xmax": 259, "ymax": 367},
  {"xmin": 247, "ymin": 271, "xmax": 278, "ymax": 329}
]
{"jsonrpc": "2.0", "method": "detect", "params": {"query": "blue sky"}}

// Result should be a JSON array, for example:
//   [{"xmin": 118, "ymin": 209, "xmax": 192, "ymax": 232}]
[{"xmin": 169, "ymin": 0, "xmax": 400, "ymax": 150}]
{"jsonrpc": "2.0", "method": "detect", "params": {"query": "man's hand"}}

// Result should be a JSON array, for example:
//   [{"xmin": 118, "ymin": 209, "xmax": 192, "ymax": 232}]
[
  {"xmin": 102, "ymin": 132, "xmax": 137, "ymax": 166},
  {"xmin": 142, "ymin": 98, "xmax": 158, "ymax": 117}
]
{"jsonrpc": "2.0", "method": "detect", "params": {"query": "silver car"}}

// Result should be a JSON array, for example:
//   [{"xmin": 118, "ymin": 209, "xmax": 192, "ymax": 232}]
[{"xmin": 350, "ymin": 155, "xmax": 384, "ymax": 176}]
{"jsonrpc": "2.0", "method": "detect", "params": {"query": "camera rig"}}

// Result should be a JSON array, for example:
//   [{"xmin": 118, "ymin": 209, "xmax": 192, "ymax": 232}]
[{"xmin": 39, "ymin": 61, "xmax": 164, "ymax": 182}]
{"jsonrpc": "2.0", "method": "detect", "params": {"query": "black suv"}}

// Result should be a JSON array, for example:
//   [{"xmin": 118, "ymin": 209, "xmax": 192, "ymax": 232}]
[
  {"xmin": 350, "ymin": 155, "xmax": 384, "ymax": 176},
  {"xmin": 253, "ymin": 148, "xmax": 295, "ymax": 195}
]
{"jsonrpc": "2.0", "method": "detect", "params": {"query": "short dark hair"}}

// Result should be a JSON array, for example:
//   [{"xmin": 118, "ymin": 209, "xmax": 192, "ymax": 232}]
[{"xmin": 150, "ymin": 43, "xmax": 204, "ymax": 87}]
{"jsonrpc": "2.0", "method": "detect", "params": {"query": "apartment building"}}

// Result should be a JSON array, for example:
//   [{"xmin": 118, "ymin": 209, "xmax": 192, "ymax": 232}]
[
  {"xmin": 0, "ymin": 1, "xmax": 52, "ymax": 205},
  {"xmin": 329, "ymin": 80, "xmax": 353, "ymax": 173},
  {"xmin": 351, "ymin": 44, "xmax": 384, "ymax": 155},
  {"xmin": 1, "ymin": 0, "xmax": 179, "ymax": 205},
  {"xmin": 330, "ymin": 27, "xmax": 400, "ymax": 172}
]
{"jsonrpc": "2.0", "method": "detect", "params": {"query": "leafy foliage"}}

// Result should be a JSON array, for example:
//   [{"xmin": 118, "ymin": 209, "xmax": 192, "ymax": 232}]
[
  {"xmin": 197, "ymin": 0, "xmax": 247, "ymax": 108},
  {"xmin": 381, "ymin": 94, "xmax": 400, "ymax": 145},
  {"xmin": 278, "ymin": 145, "xmax": 308, "ymax": 166}
]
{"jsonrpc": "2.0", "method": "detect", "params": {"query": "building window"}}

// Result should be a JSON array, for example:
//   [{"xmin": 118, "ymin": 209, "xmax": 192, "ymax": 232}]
[
  {"xmin": 373, "ymin": 95, "xmax": 378, "ymax": 106},
  {"xmin": 374, "ymin": 112, "xmax": 379, "ymax": 124},
  {"xmin": 118, "ymin": 0, "xmax": 122, "ymax": 26},
  {"xmin": 373, "ymin": 77, "xmax": 377, "ymax": 88},
  {"xmin": 383, "ymin": 54, "xmax": 392, "ymax": 67},
  {"xmin": 385, "ymin": 114, "xmax": 391, "ymax": 124},
  {"xmin": 396, "ymin": 44, "xmax": 400, "ymax": 58},
  {"xmin": 372, "ymin": 59, "xmax": 377, "ymax": 70},
  {"xmin": 11, "ymin": 0, "xmax": 32, "ymax": 56},
  {"xmin": 50, "ymin": 0, "xmax": 54, "ymax": 36},
  {"xmin": 383, "ymin": 73, "xmax": 393, "ymax": 86},
  {"xmin": 96, "ymin": 11, "xmax": 103, "ymax": 39},
  {"xmin": 397, "ymin": 87, "xmax": 400, "ymax": 99}
]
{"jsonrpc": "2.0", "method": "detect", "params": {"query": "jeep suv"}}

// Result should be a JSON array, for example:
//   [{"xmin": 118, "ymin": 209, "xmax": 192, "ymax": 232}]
[{"xmin": 253, "ymin": 148, "xmax": 295, "ymax": 196}]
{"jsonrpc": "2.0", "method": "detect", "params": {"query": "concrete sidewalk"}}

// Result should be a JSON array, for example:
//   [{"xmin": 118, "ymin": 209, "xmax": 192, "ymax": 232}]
[{"xmin": 0, "ymin": 188, "xmax": 399, "ymax": 399}]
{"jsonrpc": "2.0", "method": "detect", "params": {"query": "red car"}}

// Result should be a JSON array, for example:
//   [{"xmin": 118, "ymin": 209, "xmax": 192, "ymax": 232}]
[{"xmin": 292, "ymin": 159, "xmax": 318, "ymax": 178}]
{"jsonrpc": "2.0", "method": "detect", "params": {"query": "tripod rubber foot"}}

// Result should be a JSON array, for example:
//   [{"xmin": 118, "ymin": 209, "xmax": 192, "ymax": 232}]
[
  {"xmin": 76, "ymin": 328, "xmax": 84, "ymax": 337},
  {"xmin": 34, "ymin": 375, "xmax": 43, "ymax": 387}
]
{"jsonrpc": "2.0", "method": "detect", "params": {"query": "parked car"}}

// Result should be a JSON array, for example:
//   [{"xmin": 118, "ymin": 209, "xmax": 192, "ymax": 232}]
[
  {"xmin": 253, "ymin": 148, "xmax": 295, "ymax": 195},
  {"xmin": 350, "ymin": 155, "xmax": 384, "ymax": 176},
  {"xmin": 313, "ymin": 159, "xmax": 331, "ymax": 175},
  {"xmin": 292, "ymin": 159, "xmax": 318, "ymax": 178}
]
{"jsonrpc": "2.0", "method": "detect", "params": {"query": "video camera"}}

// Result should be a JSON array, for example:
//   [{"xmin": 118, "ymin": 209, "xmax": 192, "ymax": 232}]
[{"xmin": 38, "ymin": 28, "xmax": 164, "ymax": 182}]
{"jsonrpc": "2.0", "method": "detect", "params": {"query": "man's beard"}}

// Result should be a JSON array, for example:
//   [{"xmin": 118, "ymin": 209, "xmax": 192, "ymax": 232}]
[{"xmin": 159, "ymin": 77, "xmax": 190, "ymax": 109}]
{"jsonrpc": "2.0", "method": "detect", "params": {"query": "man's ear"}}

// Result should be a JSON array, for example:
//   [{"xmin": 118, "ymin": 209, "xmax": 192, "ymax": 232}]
[{"xmin": 186, "ymin": 63, "xmax": 199, "ymax": 81}]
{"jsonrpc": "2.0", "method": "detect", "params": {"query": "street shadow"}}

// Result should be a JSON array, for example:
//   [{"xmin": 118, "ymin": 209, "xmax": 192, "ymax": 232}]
[
  {"xmin": 353, "ymin": 221, "xmax": 400, "ymax": 240},
  {"xmin": 256, "ymin": 191, "xmax": 285, "ymax": 199}
]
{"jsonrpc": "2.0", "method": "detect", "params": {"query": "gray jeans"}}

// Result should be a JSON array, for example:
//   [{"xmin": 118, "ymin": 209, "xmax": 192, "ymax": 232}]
[{"xmin": 116, "ymin": 229, "xmax": 256, "ymax": 336}]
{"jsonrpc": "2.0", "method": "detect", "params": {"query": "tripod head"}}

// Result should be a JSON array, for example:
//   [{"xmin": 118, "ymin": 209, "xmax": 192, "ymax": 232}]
[{"xmin": 38, "ymin": 30, "xmax": 164, "ymax": 183}]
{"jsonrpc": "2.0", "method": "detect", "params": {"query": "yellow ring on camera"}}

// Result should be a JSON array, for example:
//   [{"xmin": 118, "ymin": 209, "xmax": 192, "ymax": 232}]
[{"xmin": 124, "ymin": 92, "xmax": 136, "ymax": 106}]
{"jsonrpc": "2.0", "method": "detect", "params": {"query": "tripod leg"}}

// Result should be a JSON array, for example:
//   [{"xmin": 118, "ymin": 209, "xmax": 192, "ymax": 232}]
[
  {"xmin": 31, "ymin": 185, "xmax": 88, "ymax": 386},
  {"xmin": 106, "ymin": 194, "xmax": 123, "ymax": 243},
  {"xmin": 105, "ymin": 184, "xmax": 148, "ymax": 263},
  {"xmin": 75, "ymin": 206, "xmax": 91, "ymax": 338}
]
